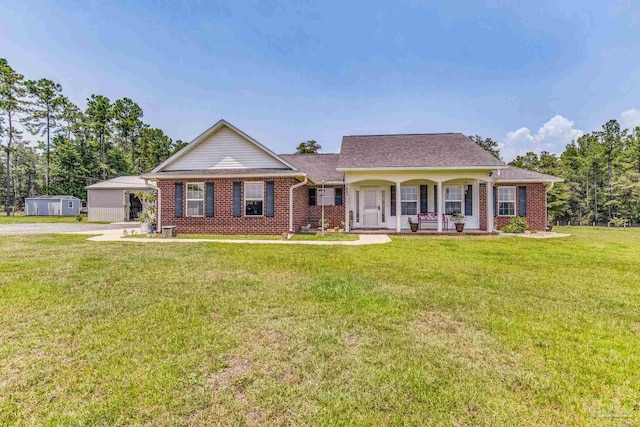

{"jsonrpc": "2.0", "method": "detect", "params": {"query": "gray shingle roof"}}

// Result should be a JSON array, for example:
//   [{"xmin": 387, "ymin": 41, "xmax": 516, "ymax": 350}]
[
  {"xmin": 279, "ymin": 154, "xmax": 344, "ymax": 183},
  {"xmin": 497, "ymin": 166, "xmax": 563, "ymax": 182},
  {"xmin": 86, "ymin": 176, "xmax": 155, "ymax": 190},
  {"xmin": 337, "ymin": 133, "xmax": 505, "ymax": 169}
]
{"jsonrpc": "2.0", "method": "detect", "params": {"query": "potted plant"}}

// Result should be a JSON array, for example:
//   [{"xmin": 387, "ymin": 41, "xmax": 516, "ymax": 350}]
[
  {"xmin": 407, "ymin": 217, "xmax": 419, "ymax": 232},
  {"xmin": 136, "ymin": 190, "xmax": 157, "ymax": 236},
  {"xmin": 451, "ymin": 212, "xmax": 466, "ymax": 232}
]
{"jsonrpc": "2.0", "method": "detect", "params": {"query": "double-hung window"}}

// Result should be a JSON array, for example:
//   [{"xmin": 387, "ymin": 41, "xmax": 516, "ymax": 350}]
[
  {"xmin": 444, "ymin": 186, "xmax": 462, "ymax": 215},
  {"xmin": 498, "ymin": 187, "xmax": 516, "ymax": 216},
  {"xmin": 317, "ymin": 188, "xmax": 335, "ymax": 206},
  {"xmin": 186, "ymin": 183, "xmax": 204, "ymax": 217},
  {"xmin": 245, "ymin": 182, "xmax": 264, "ymax": 216},
  {"xmin": 401, "ymin": 186, "xmax": 417, "ymax": 215}
]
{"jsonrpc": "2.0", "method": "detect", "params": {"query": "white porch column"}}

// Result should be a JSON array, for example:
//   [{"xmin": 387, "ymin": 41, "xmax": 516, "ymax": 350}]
[
  {"xmin": 395, "ymin": 182, "xmax": 402, "ymax": 232},
  {"xmin": 344, "ymin": 184, "xmax": 350, "ymax": 232},
  {"xmin": 486, "ymin": 181, "xmax": 494, "ymax": 232},
  {"xmin": 436, "ymin": 182, "xmax": 443, "ymax": 232}
]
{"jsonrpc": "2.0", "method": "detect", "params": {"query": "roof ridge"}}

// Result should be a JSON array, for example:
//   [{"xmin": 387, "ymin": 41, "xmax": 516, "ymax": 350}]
[
  {"xmin": 280, "ymin": 153, "xmax": 339, "ymax": 156},
  {"xmin": 344, "ymin": 132, "xmax": 461, "ymax": 137}
]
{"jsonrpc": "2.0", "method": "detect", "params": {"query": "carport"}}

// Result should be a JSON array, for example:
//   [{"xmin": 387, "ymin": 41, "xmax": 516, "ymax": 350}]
[{"xmin": 86, "ymin": 176, "xmax": 155, "ymax": 222}]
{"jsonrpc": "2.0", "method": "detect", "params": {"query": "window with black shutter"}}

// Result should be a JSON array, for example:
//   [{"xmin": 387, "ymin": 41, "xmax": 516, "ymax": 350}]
[
  {"xmin": 174, "ymin": 183, "xmax": 183, "ymax": 218},
  {"xmin": 308, "ymin": 188, "xmax": 316, "ymax": 206},
  {"xmin": 205, "ymin": 182, "xmax": 214, "ymax": 217},
  {"xmin": 433, "ymin": 184, "xmax": 438, "ymax": 214},
  {"xmin": 518, "ymin": 186, "xmax": 527, "ymax": 217},
  {"xmin": 390, "ymin": 185, "xmax": 396, "ymax": 216},
  {"xmin": 232, "ymin": 182, "xmax": 242, "ymax": 217},
  {"xmin": 266, "ymin": 181, "xmax": 275, "ymax": 217},
  {"xmin": 335, "ymin": 188, "xmax": 343, "ymax": 206},
  {"xmin": 464, "ymin": 184, "xmax": 473, "ymax": 216},
  {"xmin": 420, "ymin": 185, "xmax": 428, "ymax": 213}
]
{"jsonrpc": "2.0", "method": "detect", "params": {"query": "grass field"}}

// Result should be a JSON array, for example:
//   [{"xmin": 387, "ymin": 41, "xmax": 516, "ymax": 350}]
[{"xmin": 1, "ymin": 227, "xmax": 639, "ymax": 425}]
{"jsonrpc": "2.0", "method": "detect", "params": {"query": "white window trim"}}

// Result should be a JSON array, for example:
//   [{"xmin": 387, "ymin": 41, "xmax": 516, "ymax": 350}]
[
  {"xmin": 244, "ymin": 181, "xmax": 265, "ymax": 217},
  {"xmin": 317, "ymin": 187, "xmax": 335, "ymax": 206},
  {"xmin": 444, "ymin": 185, "xmax": 463, "ymax": 215},
  {"xmin": 67, "ymin": 200, "xmax": 74, "ymax": 209},
  {"xmin": 186, "ymin": 182, "xmax": 205, "ymax": 217},
  {"xmin": 400, "ymin": 186, "xmax": 418, "ymax": 216},
  {"xmin": 497, "ymin": 186, "xmax": 516, "ymax": 217}
]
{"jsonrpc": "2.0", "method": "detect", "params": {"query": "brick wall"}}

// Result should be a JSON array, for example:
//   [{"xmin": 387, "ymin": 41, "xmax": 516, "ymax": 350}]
[
  {"xmin": 479, "ymin": 183, "xmax": 487, "ymax": 231},
  {"xmin": 308, "ymin": 205, "xmax": 346, "ymax": 229},
  {"xmin": 292, "ymin": 184, "xmax": 308, "ymax": 232},
  {"xmin": 493, "ymin": 182, "xmax": 548, "ymax": 231},
  {"xmin": 157, "ymin": 177, "xmax": 308, "ymax": 235}
]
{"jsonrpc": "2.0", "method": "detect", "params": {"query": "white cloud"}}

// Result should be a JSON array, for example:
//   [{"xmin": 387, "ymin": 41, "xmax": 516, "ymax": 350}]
[
  {"xmin": 621, "ymin": 109, "xmax": 640, "ymax": 129},
  {"xmin": 504, "ymin": 115, "xmax": 583, "ymax": 161}
]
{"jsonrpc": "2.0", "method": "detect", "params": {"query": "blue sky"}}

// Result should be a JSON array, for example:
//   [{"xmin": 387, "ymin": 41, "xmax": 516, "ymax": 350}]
[{"xmin": 1, "ymin": 0, "xmax": 639, "ymax": 160}]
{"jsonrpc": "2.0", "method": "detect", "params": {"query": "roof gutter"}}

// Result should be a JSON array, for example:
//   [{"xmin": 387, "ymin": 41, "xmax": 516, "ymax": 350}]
[
  {"xmin": 335, "ymin": 165, "xmax": 509, "ymax": 172},
  {"xmin": 289, "ymin": 175, "xmax": 308, "ymax": 235},
  {"xmin": 140, "ymin": 171, "xmax": 305, "ymax": 179},
  {"xmin": 497, "ymin": 178, "xmax": 564, "ymax": 183}
]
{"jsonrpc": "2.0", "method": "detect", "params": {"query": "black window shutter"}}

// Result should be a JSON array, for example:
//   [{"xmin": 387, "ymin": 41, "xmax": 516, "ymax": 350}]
[
  {"xmin": 518, "ymin": 186, "xmax": 527, "ymax": 217},
  {"xmin": 205, "ymin": 182, "xmax": 214, "ymax": 217},
  {"xmin": 308, "ymin": 188, "xmax": 316, "ymax": 206},
  {"xmin": 420, "ymin": 185, "xmax": 428, "ymax": 213},
  {"xmin": 493, "ymin": 186, "xmax": 498, "ymax": 216},
  {"xmin": 433, "ymin": 185, "xmax": 438, "ymax": 214},
  {"xmin": 465, "ymin": 184, "xmax": 473, "ymax": 216},
  {"xmin": 174, "ymin": 183, "xmax": 183, "ymax": 218},
  {"xmin": 335, "ymin": 188, "xmax": 343, "ymax": 206},
  {"xmin": 232, "ymin": 181, "xmax": 242, "ymax": 217},
  {"xmin": 390, "ymin": 185, "xmax": 396, "ymax": 216},
  {"xmin": 266, "ymin": 181, "xmax": 275, "ymax": 217}
]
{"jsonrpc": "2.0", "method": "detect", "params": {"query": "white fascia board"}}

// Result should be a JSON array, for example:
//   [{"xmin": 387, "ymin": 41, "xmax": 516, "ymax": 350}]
[
  {"xmin": 497, "ymin": 178, "xmax": 564, "ymax": 183},
  {"xmin": 335, "ymin": 165, "xmax": 508, "ymax": 172},
  {"xmin": 141, "ymin": 172, "xmax": 307, "ymax": 180}
]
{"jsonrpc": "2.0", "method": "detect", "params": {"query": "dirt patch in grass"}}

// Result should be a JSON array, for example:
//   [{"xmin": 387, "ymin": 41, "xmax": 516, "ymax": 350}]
[{"xmin": 202, "ymin": 326, "xmax": 302, "ymax": 425}]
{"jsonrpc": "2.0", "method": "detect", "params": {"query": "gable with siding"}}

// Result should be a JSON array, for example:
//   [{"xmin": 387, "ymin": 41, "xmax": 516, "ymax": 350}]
[{"xmin": 164, "ymin": 126, "xmax": 291, "ymax": 171}]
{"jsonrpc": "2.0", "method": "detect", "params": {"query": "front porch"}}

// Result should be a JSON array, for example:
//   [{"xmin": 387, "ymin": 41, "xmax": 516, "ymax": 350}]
[
  {"xmin": 350, "ymin": 228, "xmax": 498, "ymax": 236},
  {"xmin": 343, "ymin": 171, "xmax": 496, "ymax": 233}
]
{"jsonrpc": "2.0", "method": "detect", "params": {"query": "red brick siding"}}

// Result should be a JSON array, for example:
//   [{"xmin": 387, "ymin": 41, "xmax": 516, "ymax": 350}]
[
  {"xmin": 158, "ymin": 177, "xmax": 307, "ymax": 235},
  {"xmin": 292, "ymin": 184, "xmax": 308, "ymax": 232},
  {"xmin": 479, "ymin": 183, "xmax": 487, "ymax": 231},
  {"xmin": 307, "ymin": 185, "xmax": 346, "ymax": 229},
  {"xmin": 308, "ymin": 205, "xmax": 346, "ymax": 229},
  {"xmin": 493, "ymin": 183, "xmax": 547, "ymax": 231}
]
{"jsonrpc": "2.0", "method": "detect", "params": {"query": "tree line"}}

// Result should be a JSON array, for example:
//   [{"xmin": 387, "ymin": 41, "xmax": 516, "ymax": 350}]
[
  {"xmin": 3, "ymin": 57, "xmax": 639, "ymax": 223},
  {"xmin": 0, "ymin": 58, "xmax": 186, "ymax": 215},
  {"xmin": 472, "ymin": 120, "xmax": 640, "ymax": 225}
]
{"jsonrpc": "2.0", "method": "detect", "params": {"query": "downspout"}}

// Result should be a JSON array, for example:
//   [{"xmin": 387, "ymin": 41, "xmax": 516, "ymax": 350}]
[{"xmin": 288, "ymin": 175, "xmax": 308, "ymax": 238}]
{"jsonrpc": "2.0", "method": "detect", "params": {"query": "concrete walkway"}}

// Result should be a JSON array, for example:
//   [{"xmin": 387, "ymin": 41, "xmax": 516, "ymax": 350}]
[{"xmin": 74, "ymin": 227, "xmax": 392, "ymax": 246}]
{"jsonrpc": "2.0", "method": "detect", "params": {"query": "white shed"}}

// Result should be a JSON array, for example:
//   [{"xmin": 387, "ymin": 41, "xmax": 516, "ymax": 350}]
[{"xmin": 86, "ymin": 176, "xmax": 155, "ymax": 222}]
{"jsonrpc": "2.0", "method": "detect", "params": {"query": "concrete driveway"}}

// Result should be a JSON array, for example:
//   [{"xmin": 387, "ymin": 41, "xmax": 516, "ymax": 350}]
[{"xmin": 0, "ymin": 222, "xmax": 133, "ymax": 235}]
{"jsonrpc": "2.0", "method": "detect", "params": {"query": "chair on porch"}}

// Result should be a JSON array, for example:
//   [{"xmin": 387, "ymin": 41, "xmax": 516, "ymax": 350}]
[{"xmin": 417, "ymin": 212, "xmax": 448, "ymax": 231}]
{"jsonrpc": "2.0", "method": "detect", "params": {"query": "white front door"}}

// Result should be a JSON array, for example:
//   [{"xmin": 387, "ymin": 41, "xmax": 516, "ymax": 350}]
[{"xmin": 362, "ymin": 187, "xmax": 379, "ymax": 227}]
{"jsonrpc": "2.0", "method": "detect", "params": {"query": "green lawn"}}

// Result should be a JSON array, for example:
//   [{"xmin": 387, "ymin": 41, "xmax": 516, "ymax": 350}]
[
  {"xmin": 1, "ymin": 227, "xmax": 639, "ymax": 425},
  {"xmin": 126, "ymin": 232, "xmax": 358, "ymax": 241}
]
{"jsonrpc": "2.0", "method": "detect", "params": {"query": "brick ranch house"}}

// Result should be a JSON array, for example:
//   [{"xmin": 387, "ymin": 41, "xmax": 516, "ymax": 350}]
[{"xmin": 141, "ymin": 119, "xmax": 562, "ymax": 235}]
